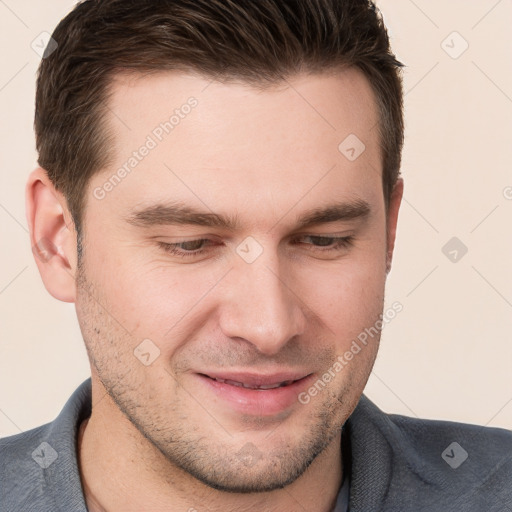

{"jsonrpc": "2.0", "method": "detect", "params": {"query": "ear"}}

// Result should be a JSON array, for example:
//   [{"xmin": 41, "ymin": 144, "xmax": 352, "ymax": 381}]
[
  {"xmin": 385, "ymin": 177, "xmax": 404, "ymax": 274},
  {"xmin": 25, "ymin": 167, "xmax": 78, "ymax": 302}
]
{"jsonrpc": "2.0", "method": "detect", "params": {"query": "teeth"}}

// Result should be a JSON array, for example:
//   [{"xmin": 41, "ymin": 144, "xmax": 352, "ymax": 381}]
[{"xmin": 213, "ymin": 377, "xmax": 294, "ymax": 390}]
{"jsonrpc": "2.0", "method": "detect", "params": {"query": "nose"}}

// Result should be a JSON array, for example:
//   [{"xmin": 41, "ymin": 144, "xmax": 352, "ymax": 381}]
[{"xmin": 218, "ymin": 248, "xmax": 306, "ymax": 356}]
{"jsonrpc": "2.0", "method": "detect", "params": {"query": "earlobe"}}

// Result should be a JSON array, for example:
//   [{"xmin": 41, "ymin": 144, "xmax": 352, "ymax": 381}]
[
  {"xmin": 25, "ymin": 167, "xmax": 78, "ymax": 303},
  {"xmin": 385, "ymin": 177, "xmax": 404, "ymax": 274}
]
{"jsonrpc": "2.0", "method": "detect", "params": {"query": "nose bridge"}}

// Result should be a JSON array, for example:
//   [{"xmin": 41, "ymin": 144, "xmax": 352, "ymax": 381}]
[{"xmin": 218, "ymin": 246, "xmax": 305, "ymax": 355}]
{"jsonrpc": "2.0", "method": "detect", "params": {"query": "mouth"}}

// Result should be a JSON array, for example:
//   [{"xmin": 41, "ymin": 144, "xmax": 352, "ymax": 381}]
[
  {"xmin": 199, "ymin": 374, "xmax": 301, "ymax": 390},
  {"xmin": 195, "ymin": 371, "xmax": 314, "ymax": 416}
]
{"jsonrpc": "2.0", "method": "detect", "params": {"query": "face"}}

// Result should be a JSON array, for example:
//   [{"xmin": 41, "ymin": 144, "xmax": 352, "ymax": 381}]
[{"xmin": 75, "ymin": 68, "xmax": 401, "ymax": 492}]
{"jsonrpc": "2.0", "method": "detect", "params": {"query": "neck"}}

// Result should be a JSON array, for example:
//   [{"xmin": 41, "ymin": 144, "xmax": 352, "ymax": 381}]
[{"xmin": 77, "ymin": 386, "xmax": 344, "ymax": 512}]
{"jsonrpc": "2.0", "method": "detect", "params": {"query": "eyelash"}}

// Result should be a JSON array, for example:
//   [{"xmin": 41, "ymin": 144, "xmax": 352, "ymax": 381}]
[{"xmin": 157, "ymin": 235, "xmax": 354, "ymax": 258}]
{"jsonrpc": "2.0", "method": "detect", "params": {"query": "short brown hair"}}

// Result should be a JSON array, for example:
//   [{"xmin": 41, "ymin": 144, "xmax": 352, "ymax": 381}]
[{"xmin": 35, "ymin": 0, "xmax": 404, "ymax": 242}]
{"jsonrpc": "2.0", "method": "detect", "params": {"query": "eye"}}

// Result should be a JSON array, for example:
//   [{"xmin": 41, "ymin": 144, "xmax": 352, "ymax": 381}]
[
  {"xmin": 157, "ymin": 235, "xmax": 355, "ymax": 259},
  {"xmin": 292, "ymin": 235, "xmax": 354, "ymax": 251},
  {"xmin": 157, "ymin": 239, "xmax": 213, "ymax": 258}
]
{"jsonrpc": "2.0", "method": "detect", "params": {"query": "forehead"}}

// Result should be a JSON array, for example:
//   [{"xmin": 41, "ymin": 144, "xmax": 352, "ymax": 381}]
[
  {"xmin": 88, "ymin": 68, "xmax": 383, "ymax": 228},
  {"xmin": 105, "ymin": 67, "xmax": 379, "ymax": 148}
]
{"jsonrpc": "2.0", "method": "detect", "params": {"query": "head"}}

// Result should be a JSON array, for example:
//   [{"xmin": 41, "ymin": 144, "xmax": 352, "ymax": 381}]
[{"xmin": 27, "ymin": 0, "xmax": 404, "ymax": 494}]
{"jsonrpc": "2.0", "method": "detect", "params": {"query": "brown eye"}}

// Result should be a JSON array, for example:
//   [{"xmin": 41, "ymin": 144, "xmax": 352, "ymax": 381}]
[
  {"xmin": 293, "ymin": 235, "xmax": 354, "ymax": 251},
  {"xmin": 157, "ymin": 239, "xmax": 213, "ymax": 257}
]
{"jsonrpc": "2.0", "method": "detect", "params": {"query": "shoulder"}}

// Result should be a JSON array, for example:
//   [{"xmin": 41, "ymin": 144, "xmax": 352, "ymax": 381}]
[
  {"xmin": 346, "ymin": 394, "xmax": 512, "ymax": 511},
  {"xmin": 386, "ymin": 404, "xmax": 512, "ymax": 486},
  {"xmin": 0, "ymin": 423, "xmax": 58, "ymax": 512},
  {"xmin": 0, "ymin": 419, "xmax": 55, "ymax": 453},
  {"xmin": 387, "ymin": 406, "xmax": 512, "ymax": 460},
  {"xmin": 351, "ymin": 393, "xmax": 512, "ymax": 458},
  {"xmin": 0, "ymin": 379, "xmax": 92, "ymax": 512}
]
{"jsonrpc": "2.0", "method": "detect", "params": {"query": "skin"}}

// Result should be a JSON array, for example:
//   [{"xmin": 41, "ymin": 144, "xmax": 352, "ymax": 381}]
[{"xmin": 26, "ymin": 68, "xmax": 403, "ymax": 512}]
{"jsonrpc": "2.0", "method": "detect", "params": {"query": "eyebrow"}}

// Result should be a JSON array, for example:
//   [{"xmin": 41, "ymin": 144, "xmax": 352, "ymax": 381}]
[{"xmin": 124, "ymin": 198, "xmax": 371, "ymax": 231}]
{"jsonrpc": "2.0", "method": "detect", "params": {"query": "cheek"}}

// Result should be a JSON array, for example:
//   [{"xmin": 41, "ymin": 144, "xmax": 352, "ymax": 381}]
[
  {"xmin": 82, "ymin": 232, "xmax": 186, "ymax": 327},
  {"xmin": 313, "ymin": 273, "xmax": 385, "ymax": 348},
  {"xmin": 313, "ymin": 264, "xmax": 385, "ymax": 396},
  {"xmin": 87, "ymin": 251, "xmax": 221, "ymax": 354}
]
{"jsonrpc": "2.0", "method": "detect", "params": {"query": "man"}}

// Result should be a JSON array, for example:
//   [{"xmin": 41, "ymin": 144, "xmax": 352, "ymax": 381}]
[{"xmin": 1, "ymin": 0, "xmax": 511, "ymax": 511}]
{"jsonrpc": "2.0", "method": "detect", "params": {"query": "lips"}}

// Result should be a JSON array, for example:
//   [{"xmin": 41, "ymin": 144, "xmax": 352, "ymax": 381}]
[{"xmin": 196, "ymin": 371, "xmax": 315, "ymax": 416}]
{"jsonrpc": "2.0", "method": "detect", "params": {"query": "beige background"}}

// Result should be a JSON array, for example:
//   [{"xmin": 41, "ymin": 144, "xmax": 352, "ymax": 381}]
[{"xmin": 1, "ymin": 0, "xmax": 511, "ymax": 438}]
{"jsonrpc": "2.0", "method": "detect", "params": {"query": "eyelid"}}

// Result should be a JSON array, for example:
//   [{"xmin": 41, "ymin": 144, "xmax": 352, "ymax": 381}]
[
  {"xmin": 155, "ymin": 232, "xmax": 354, "ymax": 246},
  {"xmin": 156, "ymin": 233, "xmax": 355, "ymax": 259},
  {"xmin": 291, "ymin": 230, "xmax": 355, "ymax": 238}
]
